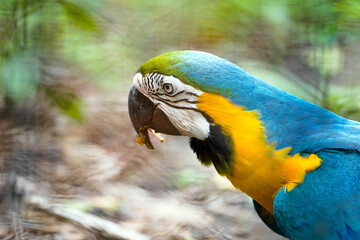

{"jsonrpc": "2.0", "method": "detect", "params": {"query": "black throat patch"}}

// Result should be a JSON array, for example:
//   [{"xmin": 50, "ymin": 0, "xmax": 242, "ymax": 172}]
[{"xmin": 190, "ymin": 124, "xmax": 234, "ymax": 175}]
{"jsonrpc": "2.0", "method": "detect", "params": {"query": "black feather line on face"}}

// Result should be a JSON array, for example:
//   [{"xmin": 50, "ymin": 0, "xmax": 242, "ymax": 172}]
[
  {"xmin": 154, "ymin": 90, "xmax": 200, "ymax": 99},
  {"xmin": 151, "ymin": 94, "xmax": 197, "ymax": 104},
  {"xmin": 155, "ymin": 90, "xmax": 185, "ymax": 97},
  {"xmin": 153, "ymin": 97, "xmax": 202, "ymax": 113},
  {"xmin": 150, "ymin": 77, "xmax": 154, "ymax": 89},
  {"xmin": 190, "ymin": 124, "xmax": 234, "ymax": 175}
]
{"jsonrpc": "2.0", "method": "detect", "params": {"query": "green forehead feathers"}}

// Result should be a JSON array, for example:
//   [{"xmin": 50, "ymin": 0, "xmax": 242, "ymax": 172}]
[{"xmin": 138, "ymin": 51, "xmax": 186, "ymax": 79}]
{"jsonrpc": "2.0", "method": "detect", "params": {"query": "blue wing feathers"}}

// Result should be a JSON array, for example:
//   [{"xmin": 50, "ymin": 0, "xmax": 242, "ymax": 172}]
[{"xmin": 274, "ymin": 150, "xmax": 360, "ymax": 240}]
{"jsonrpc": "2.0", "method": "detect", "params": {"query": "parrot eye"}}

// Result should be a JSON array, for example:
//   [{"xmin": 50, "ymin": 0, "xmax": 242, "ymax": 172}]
[{"xmin": 163, "ymin": 83, "xmax": 174, "ymax": 94}]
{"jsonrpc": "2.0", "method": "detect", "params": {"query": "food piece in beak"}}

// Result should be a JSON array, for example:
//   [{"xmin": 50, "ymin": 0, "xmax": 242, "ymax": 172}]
[
  {"xmin": 128, "ymin": 84, "xmax": 181, "ymax": 149},
  {"xmin": 150, "ymin": 129, "xmax": 165, "ymax": 142}
]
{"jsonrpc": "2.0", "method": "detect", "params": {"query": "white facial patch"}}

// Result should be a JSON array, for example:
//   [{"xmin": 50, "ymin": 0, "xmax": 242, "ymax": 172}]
[{"xmin": 132, "ymin": 72, "xmax": 210, "ymax": 140}]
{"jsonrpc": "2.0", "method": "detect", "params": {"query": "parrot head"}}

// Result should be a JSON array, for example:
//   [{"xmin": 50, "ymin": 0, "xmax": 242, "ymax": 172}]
[
  {"xmin": 129, "ymin": 51, "xmax": 222, "ymax": 147},
  {"xmin": 128, "ymin": 51, "xmax": 239, "ymax": 173}
]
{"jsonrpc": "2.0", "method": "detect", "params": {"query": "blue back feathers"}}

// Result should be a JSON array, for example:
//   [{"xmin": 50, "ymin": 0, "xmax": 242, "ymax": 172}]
[{"xmin": 274, "ymin": 149, "xmax": 360, "ymax": 239}]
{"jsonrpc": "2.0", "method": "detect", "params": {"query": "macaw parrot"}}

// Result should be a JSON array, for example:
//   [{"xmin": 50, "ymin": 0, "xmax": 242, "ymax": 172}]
[{"xmin": 128, "ymin": 51, "xmax": 360, "ymax": 240}]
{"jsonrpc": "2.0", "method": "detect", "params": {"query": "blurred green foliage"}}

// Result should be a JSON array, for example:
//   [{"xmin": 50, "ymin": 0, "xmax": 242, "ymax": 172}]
[
  {"xmin": 0, "ymin": 0, "xmax": 103, "ymax": 120},
  {"xmin": 0, "ymin": 0, "xmax": 359, "ymax": 120}
]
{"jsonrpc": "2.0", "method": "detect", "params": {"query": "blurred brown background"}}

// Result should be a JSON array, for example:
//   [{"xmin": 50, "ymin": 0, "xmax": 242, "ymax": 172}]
[{"xmin": 0, "ymin": 0, "xmax": 359, "ymax": 239}]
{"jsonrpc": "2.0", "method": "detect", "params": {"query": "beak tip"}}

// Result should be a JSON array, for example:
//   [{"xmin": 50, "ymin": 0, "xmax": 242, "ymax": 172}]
[{"xmin": 136, "ymin": 133, "xmax": 154, "ymax": 150}]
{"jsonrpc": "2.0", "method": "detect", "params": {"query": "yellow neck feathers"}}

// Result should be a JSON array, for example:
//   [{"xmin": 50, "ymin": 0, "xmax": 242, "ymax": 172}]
[{"xmin": 197, "ymin": 93, "xmax": 321, "ymax": 214}]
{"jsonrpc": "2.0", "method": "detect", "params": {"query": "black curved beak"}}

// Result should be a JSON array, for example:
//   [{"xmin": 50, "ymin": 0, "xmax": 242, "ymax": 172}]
[{"xmin": 128, "ymin": 84, "xmax": 181, "ymax": 149}]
